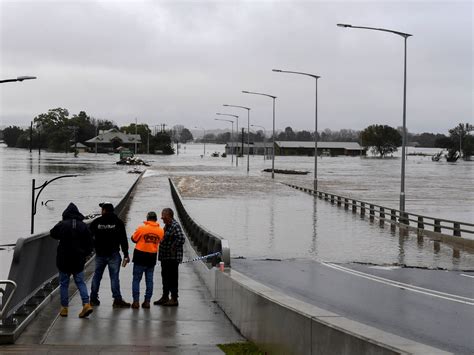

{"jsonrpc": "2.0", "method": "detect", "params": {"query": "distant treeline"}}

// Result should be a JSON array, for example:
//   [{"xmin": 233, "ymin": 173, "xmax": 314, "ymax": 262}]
[
  {"xmin": 195, "ymin": 125, "xmax": 471, "ymax": 149},
  {"xmin": 1, "ymin": 108, "xmax": 472, "ymax": 157},
  {"xmin": 0, "ymin": 107, "xmax": 174, "ymax": 154}
]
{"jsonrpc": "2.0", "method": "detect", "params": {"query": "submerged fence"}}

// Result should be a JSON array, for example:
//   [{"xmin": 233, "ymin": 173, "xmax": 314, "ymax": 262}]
[
  {"xmin": 0, "ymin": 172, "xmax": 144, "ymax": 343},
  {"xmin": 284, "ymin": 183, "xmax": 474, "ymax": 243},
  {"xmin": 168, "ymin": 178, "xmax": 230, "ymax": 267}
]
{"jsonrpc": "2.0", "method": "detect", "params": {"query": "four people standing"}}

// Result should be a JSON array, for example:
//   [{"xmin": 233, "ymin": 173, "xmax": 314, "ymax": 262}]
[{"xmin": 52, "ymin": 202, "xmax": 186, "ymax": 316}]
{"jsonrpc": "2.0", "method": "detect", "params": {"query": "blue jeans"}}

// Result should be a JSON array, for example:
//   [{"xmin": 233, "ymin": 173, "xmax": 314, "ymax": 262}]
[
  {"xmin": 90, "ymin": 252, "xmax": 122, "ymax": 301},
  {"xmin": 132, "ymin": 263, "xmax": 155, "ymax": 302},
  {"xmin": 59, "ymin": 271, "xmax": 89, "ymax": 307}
]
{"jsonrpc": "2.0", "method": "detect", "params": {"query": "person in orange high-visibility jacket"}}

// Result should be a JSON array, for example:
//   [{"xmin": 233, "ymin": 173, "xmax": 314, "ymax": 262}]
[{"xmin": 130, "ymin": 211, "xmax": 164, "ymax": 309}]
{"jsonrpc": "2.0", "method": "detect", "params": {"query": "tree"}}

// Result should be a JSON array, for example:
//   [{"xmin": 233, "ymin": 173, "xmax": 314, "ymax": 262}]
[
  {"xmin": 360, "ymin": 124, "xmax": 402, "ymax": 157},
  {"xmin": 295, "ymin": 130, "xmax": 312, "ymax": 141},
  {"xmin": 463, "ymin": 135, "xmax": 474, "ymax": 157},
  {"xmin": 449, "ymin": 123, "xmax": 473, "ymax": 157},
  {"xmin": 2, "ymin": 126, "xmax": 24, "ymax": 147},
  {"xmin": 151, "ymin": 131, "xmax": 174, "ymax": 154},
  {"xmin": 120, "ymin": 123, "xmax": 151, "ymax": 153},
  {"xmin": 34, "ymin": 108, "xmax": 70, "ymax": 151},
  {"xmin": 179, "ymin": 128, "xmax": 193, "ymax": 143}
]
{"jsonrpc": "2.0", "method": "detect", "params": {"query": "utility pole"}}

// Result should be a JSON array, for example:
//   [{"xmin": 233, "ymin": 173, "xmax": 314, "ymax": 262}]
[
  {"xmin": 29, "ymin": 122, "xmax": 33, "ymax": 153},
  {"xmin": 135, "ymin": 118, "xmax": 138, "ymax": 155},
  {"xmin": 241, "ymin": 128, "xmax": 244, "ymax": 157}
]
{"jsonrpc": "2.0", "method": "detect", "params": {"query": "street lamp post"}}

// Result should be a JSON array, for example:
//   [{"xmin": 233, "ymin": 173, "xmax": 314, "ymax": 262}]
[
  {"xmin": 251, "ymin": 124, "xmax": 267, "ymax": 161},
  {"xmin": 224, "ymin": 105, "xmax": 251, "ymax": 173},
  {"xmin": 31, "ymin": 175, "xmax": 78, "ymax": 234},
  {"xmin": 242, "ymin": 91, "xmax": 277, "ymax": 178},
  {"xmin": 215, "ymin": 118, "xmax": 234, "ymax": 165},
  {"xmin": 195, "ymin": 126, "xmax": 206, "ymax": 156},
  {"xmin": 216, "ymin": 113, "xmax": 239, "ymax": 166},
  {"xmin": 272, "ymin": 69, "xmax": 320, "ymax": 190},
  {"xmin": 0, "ymin": 76, "xmax": 37, "ymax": 84},
  {"xmin": 337, "ymin": 23, "xmax": 412, "ymax": 215}
]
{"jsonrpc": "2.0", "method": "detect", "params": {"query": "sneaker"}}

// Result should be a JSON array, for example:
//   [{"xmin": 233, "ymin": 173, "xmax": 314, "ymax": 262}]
[
  {"xmin": 162, "ymin": 298, "xmax": 179, "ymax": 307},
  {"xmin": 131, "ymin": 301, "xmax": 140, "ymax": 309},
  {"xmin": 153, "ymin": 295, "xmax": 169, "ymax": 306},
  {"xmin": 90, "ymin": 298, "xmax": 100, "ymax": 306},
  {"xmin": 141, "ymin": 301, "xmax": 150, "ymax": 309},
  {"xmin": 79, "ymin": 303, "xmax": 93, "ymax": 318},
  {"xmin": 60, "ymin": 307, "xmax": 68, "ymax": 317},
  {"xmin": 113, "ymin": 298, "xmax": 131, "ymax": 308}
]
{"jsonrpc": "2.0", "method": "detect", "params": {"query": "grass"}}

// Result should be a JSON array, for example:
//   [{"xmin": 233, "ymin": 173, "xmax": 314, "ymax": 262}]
[{"xmin": 218, "ymin": 342, "xmax": 266, "ymax": 355}]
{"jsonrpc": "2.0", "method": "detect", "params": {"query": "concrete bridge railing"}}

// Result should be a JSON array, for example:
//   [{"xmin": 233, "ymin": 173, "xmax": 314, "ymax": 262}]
[
  {"xmin": 168, "ymin": 178, "xmax": 230, "ymax": 267},
  {"xmin": 0, "ymin": 172, "xmax": 144, "ymax": 344},
  {"xmin": 284, "ymin": 183, "xmax": 474, "ymax": 250}
]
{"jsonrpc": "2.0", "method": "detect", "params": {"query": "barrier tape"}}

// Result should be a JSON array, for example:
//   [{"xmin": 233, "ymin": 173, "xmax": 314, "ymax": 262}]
[{"xmin": 182, "ymin": 251, "xmax": 221, "ymax": 263}]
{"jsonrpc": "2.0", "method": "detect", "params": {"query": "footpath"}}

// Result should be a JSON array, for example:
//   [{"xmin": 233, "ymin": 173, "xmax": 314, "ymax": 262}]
[{"xmin": 0, "ymin": 171, "xmax": 244, "ymax": 354}]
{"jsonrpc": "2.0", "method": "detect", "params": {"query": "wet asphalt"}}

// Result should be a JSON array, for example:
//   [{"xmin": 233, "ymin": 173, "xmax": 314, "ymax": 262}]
[{"xmin": 232, "ymin": 258, "xmax": 474, "ymax": 354}]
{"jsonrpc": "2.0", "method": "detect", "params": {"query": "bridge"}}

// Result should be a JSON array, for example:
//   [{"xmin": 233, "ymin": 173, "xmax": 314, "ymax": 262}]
[{"xmin": 1, "ymin": 170, "xmax": 473, "ymax": 354}]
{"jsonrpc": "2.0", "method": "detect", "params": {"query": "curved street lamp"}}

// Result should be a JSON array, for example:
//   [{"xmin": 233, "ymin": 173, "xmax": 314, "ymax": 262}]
[
  {"xmin": 216, "ymin": 113, "xmax": 239, "ymax": 166},
  {"xmin": 215, "ymin": 118, "xmax": 235, "ymax": 165},
  {"xmin": 223, "ymin": 104, "xmax": 251, "ymax": 173},
  {"xmin": 242, "ymin": 90, "xmax": 277, "ymax": 178},
  {"xmin": 31, "ymin": 174, "xmax": 79, "ymax": 234},
  {"xmin": 251, "ymin": 124, "xmax": 267, "ymax": 162},
  {"xmin": 0, "ymin": 76, "xmax": 37, "ymax": 84},
  {"xmin": 272, "ymin": 69, "xmax": 320, "ymax": 190},
  {"xmin": 337, "ymin": 23, "xmax": 412, "ymax": 216},
  {"xmin": 194, "ymin": 126, "xmax": 206, "ymax": 156}
]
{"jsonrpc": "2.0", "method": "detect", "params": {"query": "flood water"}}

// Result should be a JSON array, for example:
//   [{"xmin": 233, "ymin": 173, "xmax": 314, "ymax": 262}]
[{"xmin": 1, "ymin": 143, "xmax": 473, "ymax": 278}]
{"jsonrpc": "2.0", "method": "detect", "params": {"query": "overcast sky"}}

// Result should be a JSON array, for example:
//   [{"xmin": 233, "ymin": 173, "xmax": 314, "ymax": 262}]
[{"xmin": 0, "ymin": 0, "xmax": 472, "ymax": 134}]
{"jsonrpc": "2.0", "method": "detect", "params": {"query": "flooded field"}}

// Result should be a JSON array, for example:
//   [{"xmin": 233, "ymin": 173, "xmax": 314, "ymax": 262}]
[{"xmin": 1, "ymin": 143, "xmax": 473, "ymax": 278}]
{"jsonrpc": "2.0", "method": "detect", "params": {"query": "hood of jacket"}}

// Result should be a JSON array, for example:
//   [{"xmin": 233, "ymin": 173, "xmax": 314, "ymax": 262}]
[{"xmin": 62, "ymin": 202, "xmax": 85, "ymax": 221}]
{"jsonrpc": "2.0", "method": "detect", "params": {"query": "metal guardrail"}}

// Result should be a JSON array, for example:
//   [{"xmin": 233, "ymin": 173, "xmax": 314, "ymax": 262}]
[
  {"xmin": 284, "ymin": 183, "xmax": 474, "ymax": 238},
  {"xmin": 0, "ymin": 171, "xmax": 144, "ymax": 338},
  {"xmin": 0, "ymin": 281, "xmax": 17, "ymax": 320},
  {"xmin": 168, "ymin": 178, "xmax": 231, "ymax": 267}
]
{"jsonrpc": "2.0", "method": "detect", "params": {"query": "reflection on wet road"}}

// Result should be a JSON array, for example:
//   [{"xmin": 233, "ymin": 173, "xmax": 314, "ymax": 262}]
[{"xmin": 176, "ymin": 175, "xmax": 474, "ymax": 271}]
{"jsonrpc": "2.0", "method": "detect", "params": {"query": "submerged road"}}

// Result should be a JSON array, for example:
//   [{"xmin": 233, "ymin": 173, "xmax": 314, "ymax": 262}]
[{"xmin": 232, "ymin": 259, "xmax": 474, "ymax": 354}]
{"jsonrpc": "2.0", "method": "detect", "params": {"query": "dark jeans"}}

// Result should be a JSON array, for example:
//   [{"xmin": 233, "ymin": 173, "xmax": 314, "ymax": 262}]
[
  {"xmin": 132, "ymin": 263, "xmax": 154, "ymax": 302},
  {"xmin": 91, "ymin": 252, "xmax": 123, "ymax": 301},
  {"xmin": 59, "ymin": 271, "xmax": 89, "ymax": 307},
  {"xmin": 161, "ymin": 260, "xmax": 179, "ymax": 299}
]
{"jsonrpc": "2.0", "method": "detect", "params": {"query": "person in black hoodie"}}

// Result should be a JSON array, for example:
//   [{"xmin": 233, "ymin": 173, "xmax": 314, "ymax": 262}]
[
  {"xmin": 89, "ymin": 202, "xmax": 131, "ymax": 308},
  {"xmin": 50, "ymin": 202, "xmax": 94, "ymax": 318}
]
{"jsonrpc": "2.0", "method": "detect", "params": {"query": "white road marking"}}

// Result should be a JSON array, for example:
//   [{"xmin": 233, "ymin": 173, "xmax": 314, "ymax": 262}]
[
  {"xmin": 322, "ymin": 262, "xmax": 474, "ymax": 306},
  {"xmin": 460, "ymin": 273, "xmax": 474, "ymax": 279}
]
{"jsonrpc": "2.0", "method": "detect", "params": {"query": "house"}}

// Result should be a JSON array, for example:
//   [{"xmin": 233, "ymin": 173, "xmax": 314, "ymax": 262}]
[
  {"xmin": 86, "ymin": 128, "xmax": 141, "ymax": 152},
  {"xmin": 70, "ymin": 142, "xmax": 88, "ymax": 153},
  {"xmin": 275, "ymin": 141, "xmax": 366, "ymax": 156}
]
